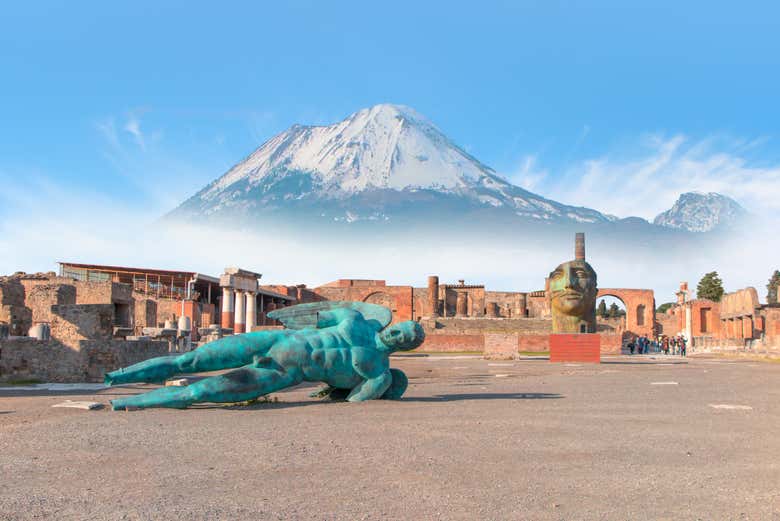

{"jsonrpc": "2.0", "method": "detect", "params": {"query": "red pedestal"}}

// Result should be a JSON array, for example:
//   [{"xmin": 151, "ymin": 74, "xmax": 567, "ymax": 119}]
[{"xmin": 549, "ymin": 334, "xmax": 601, "ymax": 363}]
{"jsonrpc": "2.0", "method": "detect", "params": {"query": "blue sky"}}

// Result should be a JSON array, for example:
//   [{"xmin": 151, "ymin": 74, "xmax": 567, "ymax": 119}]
[
  {"xmin": 1, "ymin": 1, "xmax": 779, "ymax": 293},
  {"xmin": 2, "ymin": 1, "xmax": 780, "ymax": 211}
]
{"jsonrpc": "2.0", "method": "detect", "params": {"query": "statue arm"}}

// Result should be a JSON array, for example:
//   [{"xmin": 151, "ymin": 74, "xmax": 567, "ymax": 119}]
[
  {"xmin": 346, "ymin": 346, "xmax": 392, "ymax": 402},
  {"xmin": 346, "ymin": 371, "xmax": 392, "ymax": 402}
]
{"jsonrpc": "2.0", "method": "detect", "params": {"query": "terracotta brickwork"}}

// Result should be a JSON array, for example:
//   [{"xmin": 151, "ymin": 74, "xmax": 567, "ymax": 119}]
[
  {"xmin": 313, "ymin": 280, "xmax": 413, "ymax": 323},
  {"xmin": 597, "ymin": 288, "xmax": 655, "ymax": 338},
  {"xmin": 549, "ymin": 334, "xmax": 601, "ymax": 363}
]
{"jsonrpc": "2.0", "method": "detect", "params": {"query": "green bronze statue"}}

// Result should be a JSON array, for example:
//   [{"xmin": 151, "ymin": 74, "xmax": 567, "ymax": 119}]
[
  {"xmin": 105, "ymin": 301, "xmax": 424, "ymax": 410},
  {"xmin": 549, "ymin": 233, "xmax": 598, "ymax": 333}
]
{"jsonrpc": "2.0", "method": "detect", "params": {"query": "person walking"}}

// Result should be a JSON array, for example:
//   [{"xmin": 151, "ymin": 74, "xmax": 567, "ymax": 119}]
[
  {"xmin": 680, "ymin": 337, "xmax": 687, "ymax": 357},
  {"xmin": 628, "ymin": 339, "xmax": 635, "ymax": 355}
]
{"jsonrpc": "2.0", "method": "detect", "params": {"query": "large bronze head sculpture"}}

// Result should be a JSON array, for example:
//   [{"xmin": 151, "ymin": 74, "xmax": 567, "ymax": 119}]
[{"xmin": 549, "ymin": 233, "xmax": 598, "ymax": 333}]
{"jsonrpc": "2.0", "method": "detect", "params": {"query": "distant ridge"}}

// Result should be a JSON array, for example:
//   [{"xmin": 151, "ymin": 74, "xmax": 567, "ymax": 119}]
[{"xmin": 653, "ymin": 192, "xmax": 747, "ymax": 232}]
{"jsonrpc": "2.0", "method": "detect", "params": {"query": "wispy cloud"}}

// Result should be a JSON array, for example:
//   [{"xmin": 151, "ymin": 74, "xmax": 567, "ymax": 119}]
[
  {"xmin": 505, "ymin": 154, "xmax": 548, "ymax": 191},
  {"xmin": 123, "ymin": 115, "xmax": 145, "ymax": 150},
  {"xmin": 92, "ymin": 110, "xmax": 225, "ymax": 212},
  {"xmin": 544, "ymin": 134, "xmax": 780, "ymax": 219},
  {"xmin": 95, "ymin": 118, "xmax": 120, "ymax": 151}
]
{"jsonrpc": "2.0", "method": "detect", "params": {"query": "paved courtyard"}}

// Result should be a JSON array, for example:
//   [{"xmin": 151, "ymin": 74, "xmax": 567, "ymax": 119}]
[{"xmin": 1, "ymin": 354, "xmax": 779, "ymax": 520}]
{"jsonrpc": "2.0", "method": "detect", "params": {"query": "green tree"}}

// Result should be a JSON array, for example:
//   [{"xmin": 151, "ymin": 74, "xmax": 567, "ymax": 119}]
[
  {"xmin": 696, "ymin": 271, "xmax": 725, "ymax": 302},
  {"xmin": 608, "ymin": 302, "xmax": 620, "ymax": 318},
  {"xmin": 656, "ymin": 302, "xmax": 674, "ymax": 314},
  {"xmin": 597, "ymin": 299, "xmax": 608, "ymax": 318},
  {"xmin": 767, "ymin": 270, "xmax": 780, "ymax": 304}
]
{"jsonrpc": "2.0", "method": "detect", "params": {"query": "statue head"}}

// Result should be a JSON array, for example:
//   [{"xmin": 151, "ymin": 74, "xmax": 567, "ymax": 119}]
[
  {"xmin": 549, "ymin": 260, "xmax": 597, "ymax": 317},
  {"xmin": 549, "ymin": 233, "xmax": 598, "ymax": 333},
  {"xmin": 378, "ymin": 321, "xmax": 425, "ymax": 352}
]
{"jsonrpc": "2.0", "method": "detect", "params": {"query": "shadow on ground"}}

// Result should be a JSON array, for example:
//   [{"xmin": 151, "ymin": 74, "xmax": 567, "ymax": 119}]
[
  {"xmin": 404, "ymin": 392, "xmax": 562, "ymax": 402},
  {"xmin": 602, "ymin": 360, "xmax": 688, "ymax": 365},
  {"xmin": 194, "ymin": 392, "xmax": 564, "ymax": 411}
]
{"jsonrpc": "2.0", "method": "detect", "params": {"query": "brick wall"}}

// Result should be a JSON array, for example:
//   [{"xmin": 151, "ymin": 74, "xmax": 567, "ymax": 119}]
[
  {"xmin": 484, "ymin": 333, "xmax": 519, "ymax": 359},
  {"xmin": 415, "ymin": 334, "xmax": 485, "ymax": 352},
  {"xmin": 518, "ymin": 334, "xmax": 549, "ymax": 352},
  {"xmin": 312, "ymin": 284, "xmax": 414, "ymax": 323},
  {"xmin": 549, "ymin": 334, "xmax": 601, "ymax": 363},
  {"xmin": 655, "ymin": 313, "xmax": 678, "ymax": 336}
]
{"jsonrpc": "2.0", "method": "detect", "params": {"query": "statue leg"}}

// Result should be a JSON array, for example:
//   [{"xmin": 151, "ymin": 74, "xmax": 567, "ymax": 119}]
[
  {"xmin": 110, "ymin": 364, "xmax": 301, "ymax": 410},
  {"xmin": 105, "ymin": 331, "xmax": 283, "ymax": 385},
  {"xmin": 380, "ymin": 368, "xmax": 408, "ymax": 400}
]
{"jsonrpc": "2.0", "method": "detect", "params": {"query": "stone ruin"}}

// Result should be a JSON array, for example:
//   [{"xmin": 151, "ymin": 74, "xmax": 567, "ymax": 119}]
[{"xmin": 0, "ymin": 272, "xmax": 170, "ymax": 382}]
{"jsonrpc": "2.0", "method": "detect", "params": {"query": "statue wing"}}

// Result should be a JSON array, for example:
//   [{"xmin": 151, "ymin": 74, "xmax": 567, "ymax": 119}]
[{"xmin": 267, "ymin": 301, "xmax": 393, "ymax": 330}]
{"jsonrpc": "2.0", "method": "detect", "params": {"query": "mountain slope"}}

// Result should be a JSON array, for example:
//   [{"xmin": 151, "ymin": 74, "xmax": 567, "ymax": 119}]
[
  {"xmin": 170, "ymin": 104, "xmax": 611, "ymax": 226},
  {"xmin": 653, "ymin": 192, "xmax": 747, "ymax": 232}
]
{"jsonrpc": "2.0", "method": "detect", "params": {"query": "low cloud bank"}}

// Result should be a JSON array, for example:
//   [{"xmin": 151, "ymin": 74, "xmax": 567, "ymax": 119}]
[{"xmin": 2, "ymin": 184, "xmax": 777, "ymax": 305}]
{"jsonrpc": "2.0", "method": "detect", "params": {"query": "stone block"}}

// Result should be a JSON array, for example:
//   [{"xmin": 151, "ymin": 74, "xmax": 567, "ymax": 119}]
[{"xmin": 484, "ymin": 333, "xmax": 519, "ymax": 360}]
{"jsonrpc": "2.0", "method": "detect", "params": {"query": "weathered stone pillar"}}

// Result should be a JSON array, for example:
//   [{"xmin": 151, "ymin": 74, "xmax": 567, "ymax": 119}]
[
  {"xmin": 486, "ymin": 302, "xmax": 499, "ymax": 318},
  {"xmin": 742, "ymin": 316, "xmax": 753, "ymax": 339},
  {"xmin": 456, "ymin": 292, "xmax": 467, "ymax": 317},
  {"xmin": 234, "ymin": 290, "xmax": 246, "ymax": 334},
  {"xmin": 518, "ymin": 293, "xmax": 528, "ymax": 317},
  {"xmin": 246, "ymin": 292, "xmax": 257, "ymax": 332},
  {"xmin": 221, "ymin": 287, "xmax": 234, "ymax": 330},
  {"xmin": 427, "ymin": 275, "xmax": 439, "ymax": 317}
]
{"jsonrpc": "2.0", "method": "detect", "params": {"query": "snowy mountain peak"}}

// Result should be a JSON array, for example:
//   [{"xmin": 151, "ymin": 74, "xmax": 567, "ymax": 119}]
[
  {"xmin": 173, "ymin": 104, "xmax": 611, "ymax": 226},
  {"xmin": 653, "ymin": 192, "xmax": 747, "ymax": 232},
  {"xmin": 202, "ymin": 102, "xmax": 493, "ymax": 197}
]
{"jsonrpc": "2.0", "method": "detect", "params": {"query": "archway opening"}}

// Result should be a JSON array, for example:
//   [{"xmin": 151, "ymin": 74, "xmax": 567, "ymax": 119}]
[{"xmin": 596, "ymin": 295, "xmax": 626, "ymax": 333}]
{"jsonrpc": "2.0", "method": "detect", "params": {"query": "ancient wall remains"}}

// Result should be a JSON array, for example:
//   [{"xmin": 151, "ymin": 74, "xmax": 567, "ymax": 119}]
[
  {"xmin": 313, "ymin": 281, "xmax": 413, "ymax": 323},
  {"xmin": 484, "ymin": 291, "xmax": 528, "ymax": 318},
  {"xmin": 655, "ymin": 312, "xmax": 678, "ymax": 336},
  {"xmin": 526, "ymin": 292, "xmax": 549, "ymax": 318},
  {"xmin": 50, "ymin": 304, "xmax": 114, "ymax": 348},
  {"xmin": 0, "ymin": 337, "xmax": 169, "ymax": 383},
  {"xmin": 0, "ymin": 277, "xmax": 32, "ymax": 335},
  {"xmin": 484, "ymin": 333, "xmax": 519, "ymax": 360},
  {"xmin": 597, "ymin": 288, "xmax": 655, "ymax": 338}
]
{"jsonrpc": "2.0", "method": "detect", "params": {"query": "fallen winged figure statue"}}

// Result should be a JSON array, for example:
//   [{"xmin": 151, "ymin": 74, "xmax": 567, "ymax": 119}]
[{"xmin": 105, "ymin": 301, "xmax": 424, "ymax": 410}]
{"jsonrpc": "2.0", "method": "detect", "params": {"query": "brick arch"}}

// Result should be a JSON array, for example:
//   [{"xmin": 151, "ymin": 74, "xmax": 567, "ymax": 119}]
[
  {"xmin": 363, "ymin": 291, "xmax": 395, "ymax": 310},
  {"xmin": 597, "ymin": 288, "xmax": 655, "ymax": 337}
]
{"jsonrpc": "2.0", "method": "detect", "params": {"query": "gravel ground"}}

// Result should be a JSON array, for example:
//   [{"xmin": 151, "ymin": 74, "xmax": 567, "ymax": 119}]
[{"xmin": 1, "ymin": 354, "xmax": 779, "ymax": 520}]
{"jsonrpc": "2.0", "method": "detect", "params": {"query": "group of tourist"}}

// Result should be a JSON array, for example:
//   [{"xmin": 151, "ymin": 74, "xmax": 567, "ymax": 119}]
[{"xmin": 627, "ymin": 335, "xmax": 687, "ymax": 356}]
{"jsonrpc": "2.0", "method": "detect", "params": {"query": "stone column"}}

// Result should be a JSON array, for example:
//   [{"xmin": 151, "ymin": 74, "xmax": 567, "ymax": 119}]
[
  {"xmin": 743, "ymin": 316, "xmax": 753, "ymax": 339},
  {"xmin": 518, "ymin": 293, "xmax": 528, "ymax": 317},
  {"xmin": 575, "ymin": 232, "xmax": 586, "ymax": 261},
  {"xmin": 234, "ymin": 290, "xmax": 246, "ymax": 334},
  {"xmin": 486, "ymin": 302, "xmax": 499, "ymax": 318},
  {"xmin": 456, "ymin": 292, "xmax": 467, "ymax": 317},
  {"xmin": 221, "ymin": 287, "xmax": 234, "ymax": 330},
  {"xmin": 246, "ymin": 292, "xmax": 257, "ymax": 332},
  {"xmin": 427, "ymin": 276, "xmax": 439, "ymax": 317}
]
